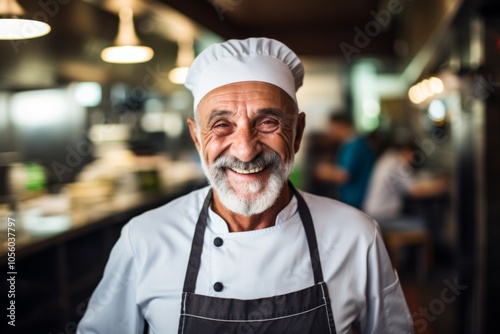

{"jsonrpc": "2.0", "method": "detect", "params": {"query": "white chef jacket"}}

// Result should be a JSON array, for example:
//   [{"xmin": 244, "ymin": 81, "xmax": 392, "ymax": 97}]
[{"xmin": 77, "ymin": 186, "xmax": 413, "ymax": 334}]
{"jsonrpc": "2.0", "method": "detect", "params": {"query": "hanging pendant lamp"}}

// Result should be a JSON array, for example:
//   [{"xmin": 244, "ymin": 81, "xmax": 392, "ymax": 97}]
[
  {"xmin": 0, "ymin": 0, "xmax": 51, "ymax": 40},
  {"xmin": 101, "ymin": 7, "xmax": 154, "ymax": 64},
  {"xmin": 168, "ymin": 39, "xmax": 194, "ymax": 84}
]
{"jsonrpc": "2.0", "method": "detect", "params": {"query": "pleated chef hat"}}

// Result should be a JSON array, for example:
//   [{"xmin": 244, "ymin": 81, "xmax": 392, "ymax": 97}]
[{"xmin": 184, "ymin": 37, "xmax": 304, "ymax": 109}]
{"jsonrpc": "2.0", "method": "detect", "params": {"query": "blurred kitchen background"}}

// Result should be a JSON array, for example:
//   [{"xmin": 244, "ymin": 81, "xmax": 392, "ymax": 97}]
[{"xmin": 0, "ymin": 0, "xmax": 499, "ymax": 333}]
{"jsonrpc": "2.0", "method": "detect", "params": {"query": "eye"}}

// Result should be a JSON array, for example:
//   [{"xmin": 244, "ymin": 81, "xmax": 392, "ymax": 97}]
[
  {"xmin": 256, "ymin": 118, "xmax": 280, "ymax": 133},
  {"xmin": 212, "ymin": 121, "xmax": 234, "ymax": 136}
]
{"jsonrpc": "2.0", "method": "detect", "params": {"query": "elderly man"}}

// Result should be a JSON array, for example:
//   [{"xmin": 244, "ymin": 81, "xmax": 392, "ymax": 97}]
[{"xmin": 78, "ymin": 38, "xmax": 413, "ymax": 333}]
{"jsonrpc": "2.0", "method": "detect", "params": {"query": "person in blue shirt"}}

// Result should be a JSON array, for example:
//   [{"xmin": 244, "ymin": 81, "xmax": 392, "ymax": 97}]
[{"xmin": 316, "ymin": 113, "xmax": 376, "ymax": 208}]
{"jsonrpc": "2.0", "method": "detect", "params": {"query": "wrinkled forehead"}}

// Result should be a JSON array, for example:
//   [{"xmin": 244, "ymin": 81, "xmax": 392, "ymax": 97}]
[{"xmin": 196, "ymin": 81, "xmax": 296, "ymax": 118}]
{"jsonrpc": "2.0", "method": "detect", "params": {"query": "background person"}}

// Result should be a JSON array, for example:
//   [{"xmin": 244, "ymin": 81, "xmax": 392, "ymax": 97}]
[
  {"xmin": 363, "ymin": 142, "xmax": 448, "ymax": 222},
  {"xmin": 315, "ymin": 113, "xmax": 376, "ymax": 208},
  {"xmin": 302, "ymin": 131, "xmax": 341, "ymax": 198}
]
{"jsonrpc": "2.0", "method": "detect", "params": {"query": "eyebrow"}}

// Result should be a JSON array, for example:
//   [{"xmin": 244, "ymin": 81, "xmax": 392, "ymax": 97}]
[
  {"xmin": 256, "ymin": 108, "xmax": 285, "ymax": 120},
  {"xmin": 207, "ymin": 109, "xmax": 234, "ymax": 125}
]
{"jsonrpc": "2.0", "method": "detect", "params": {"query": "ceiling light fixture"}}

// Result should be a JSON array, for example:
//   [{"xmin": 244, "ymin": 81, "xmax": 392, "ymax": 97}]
[
  {"xmin": 408, "ymin": 76, "xmax": 444, "ymax": 104},
  {"xmin": 168, "ymin": 39, "xmax": 194, "ymax": 84},
  {"xmin": 101, "ymin": 7, "xmax": 154, "ymax": 64},
  {"xmin": 0, "ymin": 0, "xmax": 51, "ymax": 40}
]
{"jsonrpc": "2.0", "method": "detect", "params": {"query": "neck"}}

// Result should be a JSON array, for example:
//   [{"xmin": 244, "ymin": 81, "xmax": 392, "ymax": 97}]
[{"xmin": 212, "ymin": 183, "xmax": 293, "ymax": 232}]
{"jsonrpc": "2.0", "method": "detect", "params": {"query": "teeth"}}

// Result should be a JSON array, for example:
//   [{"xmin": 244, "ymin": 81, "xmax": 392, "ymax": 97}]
[{"xmin": 230, "ymin": 166, "xmax": 265, "ymax": 174}]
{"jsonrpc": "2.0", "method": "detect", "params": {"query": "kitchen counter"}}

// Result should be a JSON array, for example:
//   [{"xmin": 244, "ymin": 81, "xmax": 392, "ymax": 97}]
[
  {"xmin": 0, "ymin": 179, "xmax": 206, "ymax": 333},
  {"xmin": 0, "ymin": 179, "xmax": 206, "ymax": 262}
]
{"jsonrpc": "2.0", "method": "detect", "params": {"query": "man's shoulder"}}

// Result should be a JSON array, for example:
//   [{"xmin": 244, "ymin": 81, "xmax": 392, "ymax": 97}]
[
  {"xmin": 300, "ymin": 190, "xmax": 378, "ymax": 240},
  {"xmin": 127, "ymin": 186, "xmax": 211, "ymax": 232}
]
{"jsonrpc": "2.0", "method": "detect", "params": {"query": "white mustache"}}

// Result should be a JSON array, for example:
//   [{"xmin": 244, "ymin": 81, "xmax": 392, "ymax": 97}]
[{"xmin": 211, "ymin": 151, "xmax": 281, "ymax": 172}]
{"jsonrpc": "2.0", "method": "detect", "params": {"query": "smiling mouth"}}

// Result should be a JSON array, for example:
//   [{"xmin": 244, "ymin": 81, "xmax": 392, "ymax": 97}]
[{"xmin": 228, "ymin": 166, "xmax": 266, "ymax": 175}]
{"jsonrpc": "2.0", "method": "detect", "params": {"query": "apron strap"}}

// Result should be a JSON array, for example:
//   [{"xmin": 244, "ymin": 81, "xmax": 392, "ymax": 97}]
[
  {"xmin": 289, "ymin": 182, "xmax": 325, "ymax": 284},
  {"xmin": 182, "ymin": 189, "xmax": 213, "ymax": 293}
]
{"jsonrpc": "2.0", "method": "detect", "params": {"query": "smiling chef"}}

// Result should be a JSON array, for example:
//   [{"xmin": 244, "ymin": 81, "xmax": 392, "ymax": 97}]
[{"xmin": 77, "ymin": 38, "xmax": 413, "ymax": 334}]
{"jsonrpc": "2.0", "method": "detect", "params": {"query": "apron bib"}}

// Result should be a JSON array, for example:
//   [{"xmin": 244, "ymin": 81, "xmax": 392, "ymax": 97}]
[{"xmin": 177, "ymin": 184, "xmax": 337, "ymax": 334}]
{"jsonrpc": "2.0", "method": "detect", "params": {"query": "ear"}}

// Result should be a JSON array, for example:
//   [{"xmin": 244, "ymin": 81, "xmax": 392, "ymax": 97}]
[
  {"xmin": 293, "ymin": 112, "xmax": 306, "ymax": 153},
  {"xmin": 187, "ymin": 117, "xmax": 201, "ymax": 152}
]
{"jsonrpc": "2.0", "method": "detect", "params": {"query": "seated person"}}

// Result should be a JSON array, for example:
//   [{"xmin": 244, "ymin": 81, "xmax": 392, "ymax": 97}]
[{"xmin": 363, "ymin": 142, "xmax": 448, "ymax": 228}]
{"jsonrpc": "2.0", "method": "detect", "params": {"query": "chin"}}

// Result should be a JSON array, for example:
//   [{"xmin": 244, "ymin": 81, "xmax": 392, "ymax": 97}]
[{"xmin": 220, "ymin": 179, "xmax": 287, "ymax": 217}]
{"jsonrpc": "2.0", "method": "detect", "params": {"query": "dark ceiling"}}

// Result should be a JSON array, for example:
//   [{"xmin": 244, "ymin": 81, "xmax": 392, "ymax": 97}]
[
  {"xmin": 157, "ymin": 0, "xmax": 471, "ymax": 81},
  {"xmin": 159, "ymin": 0, "xmax": 397, "ymax": 57},
  {"xmin": 0, "ymin": 0, "xmax": 466, "ymax": 91}
]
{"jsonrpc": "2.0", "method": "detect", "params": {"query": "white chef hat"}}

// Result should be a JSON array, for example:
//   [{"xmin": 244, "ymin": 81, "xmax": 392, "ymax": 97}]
[{"xmin": 184, "ymin": 37, "xmax": 304, "ymax": 109}]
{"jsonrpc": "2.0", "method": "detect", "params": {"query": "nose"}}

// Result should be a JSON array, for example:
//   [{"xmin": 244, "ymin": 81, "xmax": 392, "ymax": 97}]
[{"xmin": 230, "ymin": 126, "xmax": 262, "ymax": 163}]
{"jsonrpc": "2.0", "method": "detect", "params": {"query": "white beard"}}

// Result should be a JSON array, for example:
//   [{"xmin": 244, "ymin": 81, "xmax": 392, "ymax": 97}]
[{"xmin": 199, "ymin": 150, "xmax": 294, "ymax": 217}]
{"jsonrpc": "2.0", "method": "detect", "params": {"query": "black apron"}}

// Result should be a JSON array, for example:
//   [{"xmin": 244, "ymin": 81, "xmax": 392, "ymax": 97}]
[{"xmin": 177, "ymin": 184, "xmax": 337, "ymax": 334}]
